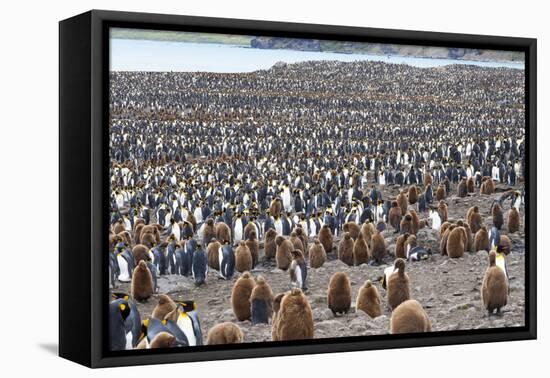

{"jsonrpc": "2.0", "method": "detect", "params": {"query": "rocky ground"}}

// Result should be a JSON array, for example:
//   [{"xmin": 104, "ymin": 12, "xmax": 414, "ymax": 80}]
[{"xmin": 113, "ymin": 182, "xmax": 525, "ymax": 343}]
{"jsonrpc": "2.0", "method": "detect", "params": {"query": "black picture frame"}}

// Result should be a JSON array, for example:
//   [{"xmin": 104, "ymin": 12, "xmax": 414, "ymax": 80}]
[{"xmin": 59, "ymin": 9, "xmax": 537, "ymax": 368}]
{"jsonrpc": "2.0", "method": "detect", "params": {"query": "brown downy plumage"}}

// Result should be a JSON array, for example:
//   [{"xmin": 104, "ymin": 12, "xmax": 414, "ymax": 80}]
[
  {"xmin": 215, "ymin": 222, "xmax": 231, "ymax": 244},
  {"xmin": 481, "ymin": 251, "xmax": 508, "ymax": 314},
  {"xmin": 343, "ymin": 222, "xmax": 361, "ymax": 240},
  {"xmin": 395, "ymin": 233, "xmax": 410, "ymax": 259},
  {"xmin": 390, "ymin": 299, "xmax": 431, "ymax": 334},
  {"xmin": 231, "ymin": 271, "xmax": 256, "ymax": 321},
  {"xmin": 397, "ymin": 191, "xmax": 408, "ymax": 215},
  {"xmin": 370, "ymin": 231, "xmax": 387, "ymax": 263},
  {"xmin": 474, "ymin": 226, "xmax": 490, "ymax": 252},
  {"xmin": 235, "ymin": 241, "xmax": 253, "ymax": 273},
  {"xmin": 275, "ymin": 235, "xmax": 293, "ymax": 270},
  {"xmin": 447, "ymin": 226, "xmax": 466, "ymax": 258},
  {"xmin": 131, "ymin": 260, "xmax": 153, "ymax": 302},
  {"xmin": 264, "ymin": 229, "xmax": 278, "ymax": 259},
  {"xmin": 309, "ymin": 239, "xmax": 327, "ymax": 268},
  {"xmin": 206, "ymin": 322, "xmax": 244, "ymax": 345},
  {"xmin": 151, "ymin": 294, "xmax": 176, "ymax": 320},
  {"xmin": 202, "ymin": 218, "xmax": 216, "ymax": 246},
  {"xmin": 492, "ymin": 203, "xmax": 504, "ymax": 230},
  {"xmin": 387, "ymin": 258, "xmax": 410, "ymax": 310},
  {"xmin": 467, "ymin": 206, "xmax": 483, "ymax": 234},
  {"xmin": 272, "ymin": 289, "xmax": 314, "ymax": 341},
  {"xmin": 389, "ymin": 201, "xmax": 403, "ymax": 231},
  {"xmin": 356, "ymin": 280, "xmax": 383, "ymax": 318},
  {"xmin": 318, "ymin": 224, "xmax": 333, "ymax": 254},
  {"xmin": 507, "ymin": 207, "xmax": 520, "ymax": 233},
  {"xmin": 207, "ymin": 239, "xmax": 221, "ymax": 270},
  {"xmin": 245, "ymin": 230, "xmax": 259, "ymax": 268},
  {"xmin": 338, "ymin": 232, "xmax": 354, "ymax": 266},
  {"xmin": 353, "ymin": 232, "xmax": 370, "ymax": 265},
  {"xmin": 327, "ymin": 272, "xmax": 352, "ymax": 315}
]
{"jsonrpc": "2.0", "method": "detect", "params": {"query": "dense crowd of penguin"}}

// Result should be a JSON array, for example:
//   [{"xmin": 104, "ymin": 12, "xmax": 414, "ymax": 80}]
[{"xmin": 108, "ymin": 60, "xmax": 525, "ymax": 350}]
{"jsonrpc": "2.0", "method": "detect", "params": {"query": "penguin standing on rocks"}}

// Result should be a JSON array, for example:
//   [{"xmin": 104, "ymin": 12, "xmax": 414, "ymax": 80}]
[
  {"xmin": 327, "ymin": 272, "xmax": 352, "ymax": 315},
  {"xmin": 191, "ymin": 242, "xmax": 208, "ymax": 285},
  {"xmin": 218, "ymin": 243, "xmax": 235, "ymax": 280},
  {"xmin": 481, "ymin": 251, "xmax": 508, "ymax": 315},
  {"xmin": 356, "ymin": 280, "xmax": 382, "ymax": 318},
  {"xmin": 289, "ymin": 249, "xmax": 307, "ymax": 290},
  {"xmin": 309, "ymin": 239, "xmax": 327, "ymax": 268},
  {"xmin": 250, "ymin": 275, "xmax": 274, "ymax": 325},
  {"xmin": 386, "ymin": 258, "xmax": 410, "ymax": 310},
  {"xmin": 231, "ymin": 272, "xmax": 256, "ymax": 321},
  {"xmin": 272, "ymin": 289, "xmax": 314, "ymax": 341}
]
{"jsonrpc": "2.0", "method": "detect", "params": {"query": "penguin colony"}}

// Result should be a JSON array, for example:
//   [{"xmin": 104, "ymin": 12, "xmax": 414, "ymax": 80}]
[{"xmin": 108, "ymin": 59, "xmax": 525, "ymax": 349}]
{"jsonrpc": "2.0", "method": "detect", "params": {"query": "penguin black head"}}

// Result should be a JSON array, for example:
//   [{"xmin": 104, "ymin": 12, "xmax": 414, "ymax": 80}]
[{"xmin": 177, "ymin": 300, "xmax": 197, "ymax": 312}]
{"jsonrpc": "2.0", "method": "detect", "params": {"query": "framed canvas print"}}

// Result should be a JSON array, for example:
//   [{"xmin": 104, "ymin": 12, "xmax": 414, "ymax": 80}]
[{"xmin": 59, "ymin": 10, "xmax": 537, "ymax": 368}]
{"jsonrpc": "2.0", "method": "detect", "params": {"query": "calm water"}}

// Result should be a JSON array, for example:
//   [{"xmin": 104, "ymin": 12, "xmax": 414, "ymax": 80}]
[{"xmin": 110, "ymin": 39, "xmax": 524, "ymax": 72}]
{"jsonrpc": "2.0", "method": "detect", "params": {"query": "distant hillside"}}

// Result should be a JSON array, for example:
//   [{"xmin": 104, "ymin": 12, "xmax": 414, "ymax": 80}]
[
  {"xmin": 251, "ymin": 37, "xmax": 525, "ymax": 63},
  {"xmin": 110, "ymin": 28, "xmax": 252, "ymax": 45}
]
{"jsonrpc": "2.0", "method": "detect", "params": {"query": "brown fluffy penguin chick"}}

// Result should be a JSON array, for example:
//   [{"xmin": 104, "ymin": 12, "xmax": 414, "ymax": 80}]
[
  {"xmin": 207, "ymin": 239, "xmax": 221, "ymax": 270},
  {"xmin": 435, "ymin": 184, "xmax": 446, "ymax": 201},
  {"xmin": 250, "ymin": 275, "xmax": 274, "ymax": 324},
  {"xmin": 117, "ymin": 231, "xmax": 132, "ymax": 246},
  {"xmin": 231, "ymin": 272, "xmax": 256, "ymax": 321},
  {"xmin": 132, "ymin": 244, "xmax": 150, "ymax": 264},
  {"xmin": 424, "ymin": 172, "xmax": 433, "ymax": 187},
  {"xmin": 275, "ymin": 236, "xmax": 293, "ymax": 270},
  {"xmin": 243, "ymin": 221, "xmax": 258, "ymax": 241},
  {"xmin": 447, "ymin": 226, "xmax": 466, "ymax": 258},
  {"xmin": 353, "ymin": 232, "xmax": 370, "ymax": 265},
  {"xmin": 206, "ymin": 322, "xmax": 244, "ymax": 345},
  {"xmin": 343, "ymin": 222, "xmax": 361, "ymax": 240},
  {"xmin": 492, "ymin": 203, "xmax": 504, "ymax": 230},
  {"xmin": 397, "ymin": 191, "xmax": 408, "ymax": 215},
  {"xmin": 389, "ymin": 201, "xmax": 402, "ymax": 231},
  {"xmin": 481, "ymin": 251, "xmax": 508, "ymax": 314},
  {"xmin": 462, "ymin": 222, "xmax": 474, "ymax": 252},
  {"xmin": 457, "ymin": 178, "xmax": 468, "ymax": 197},
  {"xmin": 400, "ymin": 214, "xmax": 414, "ymax": 235},
  {"xmin": 294, "ymin": 225, "xmax": 308, "ymax": 253},
  {"xmin": 235, "ymin": 241, "xmax": 253, "ymax": 273},
  {"xmin": 390, "ymin": 299, "xmax": 431, "ymax": 334},
  {"xmin": 438, "ymin": 200, "xmax": 448, "ymax": 223},
  {"xmin": 149, "ymin": 332, "xmax": 176, "ymax": 349},
  {"xmin": 338, "ymin": 232, "xmax": 354, "ymax": 266},
  {"xmin": 370, "ymin": 231, "xmax": 387, "ymax": 263},
  {"xmin": 356, "ymin": 280, "xmax": 383, "ymax": 318},
  {"xmin": 387, "ymin": 258, "xmax": 410, "ymax": 310},
  {"xmin": 395, "ymin": 233, "xmax": 410, "ymax": 259},
  {"xmin": 215, "ymin": 222, "xmax": 231, "ymax": 244},
  {"xmin": 474, "ymin": 226, "xmax": 490, "ymax": 252},
  {"xmin": 202, "ymin": 218, "xmax": 216, "ymax": 246},
  {"xmin": 245, "ymin": 231, "xmax": 259, "ymax": 268},
  {"xmin": 318, "ymin": 224, "xmax": 333, "ymax": 254},
  {"xmin": 408, "ymin": 185, "xmax": 419, "ymax": 205},
  {"xmin": 264, "ymin": 229, "xmax": 278, "ymax": 259},
  {"xmin": 152, "ymin": 294, "xmax": 176, "ymax": 320},
  {"xmin": 481, "ymin": 177, "xmax": 496, "ymax": 195},
  {"xmin": 467, "ymin": 206, "xmax": 483, "ymax": 234},
  {"xmin": 271, "ymin": 293, "xmax": 286, "ymax": 341},
  {"xmin": 131, "ymin": 260, "xmax": 153, "ymax": 301},
  {"xmin": 309, "ymin": 239, "xmax": 327, "ymax": 268},
  {"xmin": 327, "ymin": 272, "xmax": 352, "ymax": 315},
  {"xmin": 289, "ymin": 231, "xmax": 305, "ymax": 253},
  {"xmin": 440, "ymin": 224, "xmax": 456, "ymax": 256},
  {"xmin": 360, "ymin": 221, "xmax": 376, "ymax": 244},
  {"xmin": 439, "ymin": 221, "xmax": 451, "ymax": 240},
  {"xmin": 497, "ymin": 234, "xmax": 513, "ymax": 255},
  {"xmin": 113, "ymin": 219, "xmax": 125, "ymax": 234},
  {"xmin": 272, "ymin": 289, "xmax": 314, "ymax": 341},
  {"xmin": 409, "ymin": 210, "xmax": 420, "ymax": 234},
  {"xmin": 507, "ymin": 207, "xmax": 520, "ymax": 233},
  {"xmin": 467, "ymin": 177, "xmax": 475, "ymax": 193}
]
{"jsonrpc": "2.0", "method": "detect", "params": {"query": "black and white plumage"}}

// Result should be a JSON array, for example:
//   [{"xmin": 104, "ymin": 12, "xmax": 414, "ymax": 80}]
[{"xmin": 218, "ymin": 244, "xmax": 235, "ymax": 280}]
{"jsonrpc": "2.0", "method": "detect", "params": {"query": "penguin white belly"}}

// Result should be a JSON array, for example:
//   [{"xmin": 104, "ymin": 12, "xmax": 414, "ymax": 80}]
[
  {"xmin": 172, "ymin": 224, "xmax": 181, "ymax": 240},
  {"xmin": 194, "ymin": 208, "xmax": 203, "ymax": 223},
  {"xmin": 234, "ymin": 222, "xmax": 243, "ymax": 243},
  {"xmin": 116, "ymin": 255, "xmax": 131, "ymax": 282},
  {"xmin": 125, "ymin": 331, "xmax": 133, "ymax": 350},
  {"xmin": 274, "ymin": 220, "xmax": 283, "ymax": 236},
  {"xmin": 309, "ymin": 222, "xmax": 317, "ymax": 238},
  {"xmin": 282, "ymin": 189, "xmax": 291, "ymax": 211},
  {"xmin": 177, "ymin": 315, "xmax": 197, "ymax": 346},
  {"xmin": 379, "ymin": 174, "xmax": 385, "ymax": 185},
  {"xmin": 295, "ymin": 265, "xmax": 303, "ymax": 288},
  {"xmin": 197, "ymin": 223, "xmax": 205, "ymax": 241},
  {"xmin": 124, "ymin": 219, "xmax": 131, "ymax": 231},
  {"xmin": 218, "ymin": 249, "xmax": 224, "ymax": 275}
]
